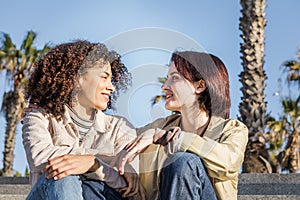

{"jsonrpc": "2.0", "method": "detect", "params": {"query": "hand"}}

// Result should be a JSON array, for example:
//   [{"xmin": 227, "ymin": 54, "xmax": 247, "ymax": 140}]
[
  {"xmin": 42, "ymin": 154, "xmax": 99, "ymax": 180},
  {"xmin": 110, "ymin": 128, "xmax": 166, "ymax": 175},
  {"xmin": 153, "ymin": 127, "xmax": 181, "ymax": 145},
  {"xmin": 118, "ymin": 166, "xmax": 146, "ymax": 200}
]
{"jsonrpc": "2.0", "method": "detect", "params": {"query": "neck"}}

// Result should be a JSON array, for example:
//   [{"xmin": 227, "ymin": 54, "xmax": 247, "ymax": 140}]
[
  {"xmin": 70, "ymin": 102, "xmax": 94, "ymax": 120},
  {"xmin": 180, "ymin": 104, "xmax": 209, "ymax": 136}
]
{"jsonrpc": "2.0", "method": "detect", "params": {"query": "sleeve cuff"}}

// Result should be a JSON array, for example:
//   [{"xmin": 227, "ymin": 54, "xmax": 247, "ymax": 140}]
[
  {"xmin": 178, "ymin": 131, "xmax": 199, "ymax": 151},
  {"xmin": 82, "ymin": 158, "xmax": 127, "ymax": 189}
]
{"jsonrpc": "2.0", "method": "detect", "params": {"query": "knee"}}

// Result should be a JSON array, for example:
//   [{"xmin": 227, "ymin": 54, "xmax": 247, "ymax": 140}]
[
  {"xmin": 37, "ymin": 173, "xmax": 81, "ymax": 187},
  {"xmin": 162, "ymin": 152, "xmax": 205, "ymax": 175},
  {"xmin": 27, "ymin": 174, "xmax": 83, "ymax": 200},
  {"xmin": 48, "ymin": 175, "xmax": 82, "ymax": 198},
  {"xmin": 52, "ymin": 175, "xmax": 81, "ymax": 188}
]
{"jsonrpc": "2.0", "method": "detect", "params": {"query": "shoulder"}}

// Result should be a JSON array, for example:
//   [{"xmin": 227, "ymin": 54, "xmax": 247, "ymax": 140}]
[
  {"xmin": 137, "ymin": 113, "xmax": 181, "ymax": 135},
  {"xmin": 23, "ymin": 107, "xmax": 50, "ymax": 123},
  {"xmin": 224, "ymin": 118, "xmax": 248, "ymax": 131},
  {"xmin": 111, "ymin": 114, "xmax": 135, "ymax": 129},
  {"xmin": 222, "ymin": 118, "xmax": 249, "ymax": 140},
  {"xmin": 95, "ymin": 111, "xmax": 135, "ymax": 132},
  {"xmin": 206, "ymin": 116, "xmax": 248, "ymax": 140},
  {"xmin": 22, "ymin": 107, "xmax": 56, "ymax": 134}
]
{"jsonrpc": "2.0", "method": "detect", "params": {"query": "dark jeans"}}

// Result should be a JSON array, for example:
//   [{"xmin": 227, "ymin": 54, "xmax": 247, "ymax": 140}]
[
  {"xmin": 82, "ymin": 179, "xmax": 123, "ymax": 200},
  {"xmin": 159, "ymin": 152, "xmax": 217, "ymax": 200}
]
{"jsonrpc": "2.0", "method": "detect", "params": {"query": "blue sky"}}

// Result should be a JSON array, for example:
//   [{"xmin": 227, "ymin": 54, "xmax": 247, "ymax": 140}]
[{"xmin": 0, "ymin": 0, "xmax": 299, "ymax": 174}]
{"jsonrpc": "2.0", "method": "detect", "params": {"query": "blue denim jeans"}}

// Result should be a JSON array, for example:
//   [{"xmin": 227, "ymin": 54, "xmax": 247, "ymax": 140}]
[
  {"xmin": 82, "ymin": 179, "xmax": 123, "ymax": 200},
  {"xmin": 26, "ymin": 173, "xmax": 122, "ymax": 200},
  {"xmin": 26, "ymin": 173, "xmax": 83, "ymax": 200},
  {"xmin": 159, "ymin": 152, "xmax": 217, "ymax": 200}
]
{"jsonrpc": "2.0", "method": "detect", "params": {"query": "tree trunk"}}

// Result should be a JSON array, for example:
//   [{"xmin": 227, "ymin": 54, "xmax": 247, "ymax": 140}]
[
  {"xmin": 239, "ymin": 0, "xmax": 271, "ymax": 173},
  {"xmin": 288, "ymin": 128, "xmax": 299, "ymax": 172},
  {"xmin": 2, "ymin": 90, "xmax": 21, "ymax": 176},
  {"xmin": 289, "ymin": 96, "xmax": 300, "ymax": 172}
]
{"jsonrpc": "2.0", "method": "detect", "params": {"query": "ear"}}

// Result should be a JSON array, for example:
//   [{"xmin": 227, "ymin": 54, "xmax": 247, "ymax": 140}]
[
  {"xmin": 75, "ymin": 76, "xmax": 84, "ymax": 91},
  {"xmin": 194, "ymin": 80, "xmax": 206, "ymax": 94},
  {"xmin": 78, "ymin": 76, "xmax": 83, "ymax": 86}
]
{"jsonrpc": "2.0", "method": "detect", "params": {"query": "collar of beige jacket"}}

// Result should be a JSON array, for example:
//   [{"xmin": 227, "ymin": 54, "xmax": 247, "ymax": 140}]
[
  {"xmin": 161, "ymin": 114, "xmax": 226, "ymax": 141},
  {"xmin": 62, "ymin": 105, "xmax": 112, "ymax": 133},
  {"xmin": 93, "ymin": 110, "xmax": 113, "ymax": 132}
]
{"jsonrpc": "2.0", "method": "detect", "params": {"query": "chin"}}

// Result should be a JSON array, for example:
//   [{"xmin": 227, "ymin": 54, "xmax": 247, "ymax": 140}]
[
  {"xmin": 96, "ymin": 104, "xmax": 108, "ymax": 111},
  {"xmin": 165, "ymin": 104, "xmax": 179, "ymax": 112}
]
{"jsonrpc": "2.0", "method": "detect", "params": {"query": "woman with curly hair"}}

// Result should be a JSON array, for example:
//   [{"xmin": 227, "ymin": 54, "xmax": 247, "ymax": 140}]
[{"xmin": 22, "ymin": 40, "xmax": 144, "ymax": 200}]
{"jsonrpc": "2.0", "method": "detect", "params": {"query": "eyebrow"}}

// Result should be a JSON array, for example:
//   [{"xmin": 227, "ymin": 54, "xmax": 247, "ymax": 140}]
[
  {"xmin": 167, "ymin": 71, "xmax": 180, "ymax": 77},
  {"xmin": 99, "ymin": 71, "xmax": 112, "ymax": 76}
]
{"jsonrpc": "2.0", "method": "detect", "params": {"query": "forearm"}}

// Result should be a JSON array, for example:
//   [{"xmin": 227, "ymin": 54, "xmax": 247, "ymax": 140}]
[
  {"xmin": 177, "ymin": 129, "xmax": 248, "ymax": 180},
  {"xmin": 83, "ymin": 155, "xmax": 127, "ymax": 189}
]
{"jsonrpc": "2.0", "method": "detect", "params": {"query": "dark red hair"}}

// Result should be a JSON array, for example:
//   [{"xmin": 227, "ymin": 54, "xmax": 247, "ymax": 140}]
[{"xmin": 171, "ymin": 51, "xmax": 230, "ymax": 119}]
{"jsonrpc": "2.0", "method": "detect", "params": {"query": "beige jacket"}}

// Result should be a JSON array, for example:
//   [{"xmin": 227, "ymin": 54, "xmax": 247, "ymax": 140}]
[
  {"xmin": 137, "ymin": 114, "xmax": 248, "ymax": 200},
  {"xmin": 22, "ymin": 106, "xmax": 137, "ymax": 188}
]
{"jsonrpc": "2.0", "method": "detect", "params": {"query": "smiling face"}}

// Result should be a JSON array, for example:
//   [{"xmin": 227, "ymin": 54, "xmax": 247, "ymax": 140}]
[
  {"xmin": 162, "ymin": 61, "xmax": 202, "ymax": 112},
  {"xmin": 78, "ymin": 61, "xmax": 115, "ymax": 111}
]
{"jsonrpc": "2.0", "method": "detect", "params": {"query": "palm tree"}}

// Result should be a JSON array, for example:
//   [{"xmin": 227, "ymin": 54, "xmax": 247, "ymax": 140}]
[
  {"xmin": 239, "ymin": 0, "xmax": 272, "ymax": 173},
  {"xmin": 266, "ymin": 49, "xmax": 300, "ymax": 173},
  {"xmin": 0, "ymin": 31, "xmax": 50, "ymax": 176}
]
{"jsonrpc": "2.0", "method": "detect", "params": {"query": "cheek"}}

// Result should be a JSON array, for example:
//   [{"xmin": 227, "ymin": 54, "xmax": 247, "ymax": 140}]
[
  {"xmin": 174, "ymin": 83, "xmax": 197, "ymax": 105},
  {"xmin": 175, "ymin": 83, "xmax": 194, "ymax": 97}
]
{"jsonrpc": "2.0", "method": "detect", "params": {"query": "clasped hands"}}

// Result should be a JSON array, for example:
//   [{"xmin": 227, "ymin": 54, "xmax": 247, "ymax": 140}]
[
  {"xmin": 42, "ymin": 154, "xmax": 143, "ymax": 199},
  {"xmin": 110, "ymin": 127, "xmax": 181, "ymax": 175}
]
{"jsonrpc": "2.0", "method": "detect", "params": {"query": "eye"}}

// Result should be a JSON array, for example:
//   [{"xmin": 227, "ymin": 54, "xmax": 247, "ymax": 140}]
[
  {"xmin": 171, "ymin": 75, "xmax": 180, "ymax": 81},
  {"xmin": 99, "ymin": 74, "xmax": 109, "ymax": 80}
]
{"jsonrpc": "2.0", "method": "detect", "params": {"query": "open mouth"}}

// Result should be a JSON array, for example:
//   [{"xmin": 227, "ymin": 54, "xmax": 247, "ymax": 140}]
[
  {"xmin": 165, "ymin": 93, "xmax": 173, "ymax": 100},
  {"xmin": 102, "ymin": 93, "xmax": 110, "ymax": 101}
]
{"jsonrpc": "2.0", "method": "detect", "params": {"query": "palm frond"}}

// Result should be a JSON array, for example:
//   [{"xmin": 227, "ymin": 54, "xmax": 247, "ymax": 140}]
[
  {"xmin": 151, "ymin": 95, "xmax": 165, "ymax": 106},
  {"xmin": 158, "ymin": 77, "xmax": 167, "ymax": 83},
  {"xmin": 0, "ymin": 33, "xmax": 15, "ymax": 51},
  {"xmin": 151, "ymin": 77, "xmax": 167, "ymax": 106},
  {"xmin": 21, "ymin": 31, "xmax": 37, "ymax": 54}
]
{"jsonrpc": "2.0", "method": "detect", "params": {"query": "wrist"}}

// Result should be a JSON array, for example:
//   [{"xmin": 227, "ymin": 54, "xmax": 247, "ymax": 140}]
[
  {"xmin": 88, "ymin": 155, "xmax": 100, "ymax": 172},
  {"xmin": 153, "ymin": 130, "xmax": 168, "ymax": 144}
]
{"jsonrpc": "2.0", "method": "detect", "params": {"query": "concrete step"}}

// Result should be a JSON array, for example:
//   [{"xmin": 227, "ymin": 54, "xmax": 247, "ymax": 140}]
[
  {"xmin": 237, "ymin": 195, "xmax": 300, "ymax": 200},
  {"xmin": 0, "ymin": 174, "xmax": 299, "ymax": 199},
  {"xmin": 238, "ymin": 173, "xmax": 300, "ymax": 196},
  {"xmin": 0, "ymin": 194, "xmax": 28, "ymax": 200},
  {"xmin": 0, "ymin": 177, "xmax": 29, "ymax": 185},
  {"xmin": 0, "ymin": 177, "xmax": 30, "ymax": 200},
  {"xmin": 0, "ymin": 184, "xmax": 30, "ymax": 195}
]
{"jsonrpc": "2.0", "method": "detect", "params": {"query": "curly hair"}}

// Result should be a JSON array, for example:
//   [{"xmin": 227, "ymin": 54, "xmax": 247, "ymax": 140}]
[{"xmin": 25, "ymin": 40, "xmax": 131, "ymax": 119}]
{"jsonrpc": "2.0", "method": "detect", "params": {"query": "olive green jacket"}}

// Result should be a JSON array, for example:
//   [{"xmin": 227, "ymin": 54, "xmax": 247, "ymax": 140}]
[{"xmin": 137, "ymin": 114, "xmax": 248, "ymax": 200}]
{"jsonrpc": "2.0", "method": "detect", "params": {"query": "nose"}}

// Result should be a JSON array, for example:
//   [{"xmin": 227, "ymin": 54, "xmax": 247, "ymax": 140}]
[
  {"xmin": 107, "ymin": 80, "xmax": 115, "ymax": 93},
  {"xmin": 161, "ymin": 80, "xmax": 169, "ymax": 91}
]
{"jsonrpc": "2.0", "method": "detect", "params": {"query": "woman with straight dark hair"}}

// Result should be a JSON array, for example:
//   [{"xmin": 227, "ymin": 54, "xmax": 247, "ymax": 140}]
[{"xmin": 112, "ymin": 51, "xmax": 248, "ymax": 200}]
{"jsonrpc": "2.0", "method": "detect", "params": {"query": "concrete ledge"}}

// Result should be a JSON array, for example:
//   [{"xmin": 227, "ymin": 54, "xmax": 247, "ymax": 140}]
[
  {"xmin": 0, "ymin": 177, "xmax": 29, "ymax": 185},
  {"xmin": 0, "ymin": 174, "xmax": 299, "ymax": 199},
  {"xmin": 238, "ymin": 173, "xmax": 300, "ymax": 183},
  {"xmin": 237, "ymin": 195, "xmax": 300, "ymax": 200},
  {"xmin": 238, "ymin": 173, "xmax": 300, "ymax": 196},
  {"xmin": 0, "ymin": 185, "xmax": 30, "ymax": 195},
  {"xmin": 0, "ymin": 194, "xmax": 28, "ymax": 200}
]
